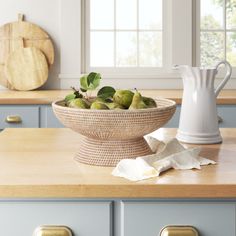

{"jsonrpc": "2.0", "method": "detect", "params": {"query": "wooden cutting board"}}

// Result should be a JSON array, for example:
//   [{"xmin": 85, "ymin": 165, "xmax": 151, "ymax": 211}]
[
  {"xmin": 5, "ymin": 46, "xmax": 48, "ymax": 91},
  {"xmin": 0, "ymin": 14, "xmax": 54, "ymax": 89},
  {"xmin": 0, "ymin": 37, "xmax": 23, "ymax": 89}
]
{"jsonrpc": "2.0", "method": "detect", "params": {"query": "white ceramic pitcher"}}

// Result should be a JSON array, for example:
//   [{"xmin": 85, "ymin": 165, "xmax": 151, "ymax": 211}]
[{"xmin": 175, "ymin": 61, "xmax": 232, "ymax": 144}]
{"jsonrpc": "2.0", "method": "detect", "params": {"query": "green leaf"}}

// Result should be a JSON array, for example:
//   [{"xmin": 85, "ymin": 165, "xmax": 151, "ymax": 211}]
[
  {"xmin": 87, "ymin": 72, "xmax": 101, "ymax": 90},
  {"xmin": 80, "ymin": 75, "xmax": 89, "ymax": 90},
  {"xmin": 80, "ymin": 88, "xmax": 87, "ymax": 92},
  {"xmin": 97, "ymin": 86, "xmax": 116, "ymax": 99},
  {"xmin": 80, "ymin": 72, "xmax": 101, "ymax": 91},
  {"xmin": 65, "ymin": 93, "xmax": 76, "ymax": 103}
]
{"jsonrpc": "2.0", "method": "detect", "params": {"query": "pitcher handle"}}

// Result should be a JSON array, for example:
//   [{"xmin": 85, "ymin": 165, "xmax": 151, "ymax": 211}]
[{"xmin": 215, "ymin": 60, "xmax": 232, "ymax": 97}]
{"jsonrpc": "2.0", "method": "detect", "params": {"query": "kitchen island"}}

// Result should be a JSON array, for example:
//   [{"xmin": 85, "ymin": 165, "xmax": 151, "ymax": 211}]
[{"xmin": 0, "ymin": 128, "xmax": 236, "ymax": 236}]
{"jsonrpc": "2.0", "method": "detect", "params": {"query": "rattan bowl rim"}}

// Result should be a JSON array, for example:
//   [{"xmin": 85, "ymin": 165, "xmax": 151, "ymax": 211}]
[{"xmin": 52, "ymin": 98, "xmax": 176, "ymax": 113}]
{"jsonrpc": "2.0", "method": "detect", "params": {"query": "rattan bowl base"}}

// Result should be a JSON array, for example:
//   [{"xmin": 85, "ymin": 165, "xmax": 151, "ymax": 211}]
[{"xmin": 74, "ymin": 136, "xmax": 153, "ymax": 166}]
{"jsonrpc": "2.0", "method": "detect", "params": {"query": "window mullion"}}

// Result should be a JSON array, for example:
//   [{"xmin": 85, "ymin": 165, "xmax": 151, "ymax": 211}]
[{"xmin": 170, "ymin": 0, "xmax": 193, "ymax": 66}]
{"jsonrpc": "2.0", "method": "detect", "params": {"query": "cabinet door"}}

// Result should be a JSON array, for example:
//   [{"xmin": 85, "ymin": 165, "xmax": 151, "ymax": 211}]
[
  {"xmin": 0, "ymin": 201, "xmax": 112, "ymax": 236},
  {"xmin": 217, "ymin": 105, "xmax": 236, "ymax": 127},
  {"xmin": 165, "ymin": 105, "xmax": 236, "ymax": 128},
  {"xmin": 164, "ymin": 105, "xmax": 180, "ymax": 128},
  {"xmin": 40, "ymin": 105, "xmax": 64, "ymax": 128},
  {"xmin": 0, "ymin": 105, "xmax": 39, "ymax": 128},
  {"xmin": 121, "ymin": 201, "xmax": 235, "ymax": 236}
]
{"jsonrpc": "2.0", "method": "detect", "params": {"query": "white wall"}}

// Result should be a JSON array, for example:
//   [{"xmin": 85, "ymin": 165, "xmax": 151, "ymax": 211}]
[{"xmin": 0, "ymin": 0, "xmax": 61, "ymax": 89}]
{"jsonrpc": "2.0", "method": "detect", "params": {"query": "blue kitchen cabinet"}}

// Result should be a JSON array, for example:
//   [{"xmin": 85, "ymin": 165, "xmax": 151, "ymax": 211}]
[
  {"xmin": 0, "ymin": 105, "xmax": 63, "ymax": 128},
  {"xmin": 39, "ymin": 105, "xmax": 64, "ymax": 128},
  {"xmin": 0, "ymin": 200, "xmax": 112, "ymax": 236},
  {"xmin": 0, "ymin": 105, "xmax": 40, "ymax": 129},
  {"xmin": 165, "ymin": 105, "xmax": 236, "ymax": 128},
  {"xmin": 0, "ymin": 199, "xmax": 235, "ymax": 236},
  {"xmin": 217, "ymin": 105, "xmax": 236, "ymax": 127},
  {"xmin": 164, "ymin": 105, "xmax": 181, "ymax": 128},
  {"xmin": 121, "ymin": 201, "xmax": 236, "ymax": 236}
]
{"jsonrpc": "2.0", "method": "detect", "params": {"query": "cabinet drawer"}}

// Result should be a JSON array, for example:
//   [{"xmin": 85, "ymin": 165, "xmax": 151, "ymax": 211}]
[
  {"xmin": 121, "ymin": 201, "xmax": 235, "ymax": 236},
  {"xmin": 0, "ymin": 201, "xmax": 112, "ymax": 236},
  {"xmin": 0, "ymin": 105, "xmax": 39, "ymax": 129}
]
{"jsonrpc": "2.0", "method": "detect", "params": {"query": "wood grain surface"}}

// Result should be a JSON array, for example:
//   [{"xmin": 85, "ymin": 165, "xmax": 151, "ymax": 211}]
[
  {"xmin": 0, "ymin": 14, "xmax": 54, "ymax": 89},
  {"xmin": 5, "ymin": 47, "xmax": 48, "ymax": 90},
  {"xmin": 0, "ymin": 89, "xmax": 235, "ymax": 105},
  {"xmin": 0, "ymin": 128, "xmax": 236, "ymax": 198}
]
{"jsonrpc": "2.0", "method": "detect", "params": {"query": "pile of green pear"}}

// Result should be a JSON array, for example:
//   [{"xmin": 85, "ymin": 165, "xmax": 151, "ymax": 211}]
[{"xmin": 64, "ymin": 72, "xmax": 157, "ymax": 110}]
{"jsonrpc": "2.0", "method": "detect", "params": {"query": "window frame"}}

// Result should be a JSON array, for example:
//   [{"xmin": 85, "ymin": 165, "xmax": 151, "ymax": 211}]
[
  {"xmin": 60, "ymin": 0, "xmax": 236, "ymax": 90},
  {"xmin": 82, "ymin": 0, "xmax": 166, "ymax": 78},
  {"xmin": 80, "ymin": 0, "xmax": 193, "ymax": 79}
]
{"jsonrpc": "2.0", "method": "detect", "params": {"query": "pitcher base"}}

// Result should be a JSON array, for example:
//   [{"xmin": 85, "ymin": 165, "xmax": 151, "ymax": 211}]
[{"xmin": 176, "ymin": 130, "xmax": 222, "ymax": 144}]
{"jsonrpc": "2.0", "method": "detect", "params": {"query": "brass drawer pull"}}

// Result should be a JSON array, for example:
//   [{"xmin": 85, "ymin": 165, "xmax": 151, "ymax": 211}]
[
  {"xmin": 33, "ymin": 226, "xmax": 73, "ymax": 236},
  {"xmin": 5, "ymin": 115, "xmax": 22, "ymax": 124},
  {"xmin": 160, "ymin": 226, "xmax": 199, "ymax": 236}
]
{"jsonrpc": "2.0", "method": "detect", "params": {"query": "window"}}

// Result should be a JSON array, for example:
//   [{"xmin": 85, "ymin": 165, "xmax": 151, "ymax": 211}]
[
  {"xmin": 83, "ymin": 0, "xmax": 164, "ymax": 76},
  {"xmin": 199, "ymin": 0, "xmax": 236, "ymax": 67},
  {"xmin": 62, "ymin": 0, "xmax": 235, "ymax": 86}
]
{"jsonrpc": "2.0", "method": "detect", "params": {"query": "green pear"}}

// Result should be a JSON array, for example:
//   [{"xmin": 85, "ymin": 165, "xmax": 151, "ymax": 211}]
[
  {"xmin": 68, "ymin": 98, "xmax": 90, "ymax": 109},
  {"xmin": 65, "ymin": 93, "xmax": 76, "ymax": 106},
  {"xmin": 106, "ymin": 102, "xmax": 125, "ymax": 110},
  {"xmin": 129, "ymin": 91, "xmax": 148, "ymax": 110},
  {"xmin": 95, "ymin": 97, "xmax": 106, "ymax": 103},
  {"xmin": 85, "ymin": 97, "xmax": 104, "ymax": 107},
  {"xmin": 113, "ymin": 90, "xmax": 134, "ymax": 108},
  {"xmin": 143, "ymin": 97, "xmax": 157, "ymax": 108},
  {"xmin": 90, "ymin": 101, "xmax": 109, "ymax": 110}
]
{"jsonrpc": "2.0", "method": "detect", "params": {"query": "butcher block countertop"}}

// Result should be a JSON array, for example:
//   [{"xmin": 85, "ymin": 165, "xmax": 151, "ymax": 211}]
[
  {"xmin": 0, "ymin": 89, "xmax": 236, "ymax": 104},
  {"xmin": 1, "ymin": 128, "xmax": 236, "ymax": 198}
]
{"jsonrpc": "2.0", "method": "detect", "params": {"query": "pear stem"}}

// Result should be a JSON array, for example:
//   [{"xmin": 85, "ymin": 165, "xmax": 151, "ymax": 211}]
[{"xmin": 71, "ymin": 86, "xmax": 77, "ymax": 92}]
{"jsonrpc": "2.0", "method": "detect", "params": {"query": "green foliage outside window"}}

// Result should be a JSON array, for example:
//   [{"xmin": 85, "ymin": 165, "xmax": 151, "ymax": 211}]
[{"xmin": 201, "ymin": 0, "xmax": 236, "ymax": 66}]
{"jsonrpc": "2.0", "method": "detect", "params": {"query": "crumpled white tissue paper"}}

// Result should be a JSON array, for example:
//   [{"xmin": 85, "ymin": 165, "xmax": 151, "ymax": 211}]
[{"xmin": 112, "ymin": 137, "xmax": 216, "ymax": 181}]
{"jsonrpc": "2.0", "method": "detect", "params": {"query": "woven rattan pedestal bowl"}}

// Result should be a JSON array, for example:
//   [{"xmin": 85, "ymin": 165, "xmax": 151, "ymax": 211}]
[{"xmin": 52, "ymin": 98, "xmax": 176, "ymax": 166}]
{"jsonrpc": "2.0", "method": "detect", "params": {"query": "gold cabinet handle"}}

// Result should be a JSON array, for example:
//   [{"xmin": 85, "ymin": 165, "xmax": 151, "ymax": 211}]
[
  {"xmin": 5, "ymin": 115, "xmax": 22, "ymax": 124},
  {"xmin": 160, "ymin": 226, "xmax": 199, "ymax": 236},
  {"xmin": 33, "ymin": 226, "xmax": 73, "ymax": 236}
]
